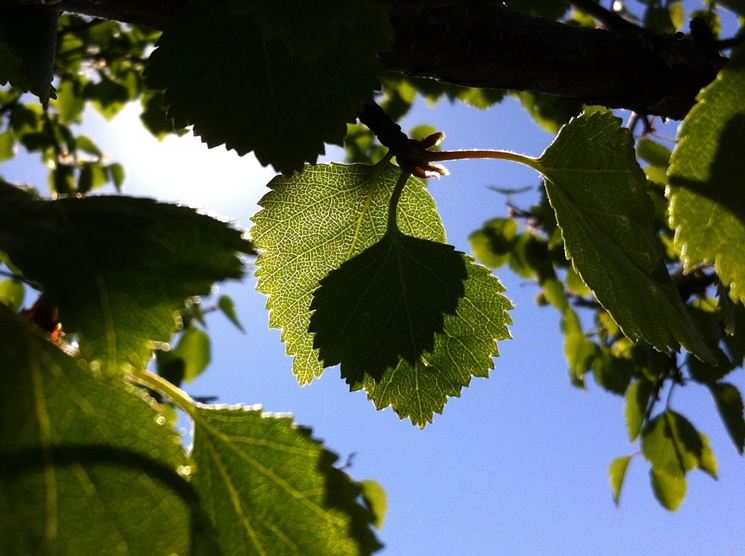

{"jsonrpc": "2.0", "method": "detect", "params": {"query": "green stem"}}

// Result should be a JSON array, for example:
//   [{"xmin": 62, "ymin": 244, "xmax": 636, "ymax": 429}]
[
  {"xmin": 132, "ymin": 369, "xmax": 198, "ymax": 420},
  {"xmin": 387, "ymin": 170, "xmax": 410, "ymax": 234},
  {"xmin": 426, "ymin": 149, "xmax": 541, "ymax": 171}
]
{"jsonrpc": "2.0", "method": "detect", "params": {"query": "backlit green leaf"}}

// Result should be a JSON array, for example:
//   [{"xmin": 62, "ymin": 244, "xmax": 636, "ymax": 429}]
[
  {"xmin": 252, "ymin": 163, "xmax": 512, "ymax": 424},
  {"xmin": 360, "ymin": 480, "xmax": 387, "ymax": 530},
  {"xmin": 173, "ymin": 326, "xmax": 212, "ymax": 383},
  {"xmin": 650, "ymin": 468, "xmax": 687, "ymax": 511},
  {"xmin": 609, "ymin": 455, "xmax": 632, "ymax": 506},
  {"xmin": 537, "ymin": 110, "xmax": 713, "ymax": 363},
  {"xmin": 218, "ymin": 294, "xmax": 245, "ymax": 332},
  {"xmin": 0, "ymin": 131, "xmax": 14, "ymax": 162},
  {"xmin": 709, "ymin": 382, "xmax": 745, "ymax": 454},
  {"xmin": 310, "ymin": 231, "xmax": 467, "ymax": 383},
  {"xmin": 0, "ymin": 305, "xmax": 203, "ymax": 554},
  {"xmin": 668, "ymin": 46, "xmax": 745, "ymax": 304},
  {"xmin": 642, "ymin": 411, "xmax": 711, "ymax": 483},
  {"xmin": 625, "ymin": 379, "xmax": 653, "ymax": 441},
  {"xmin": 145, "ymin": 0, "xmax": 390, "ymax": 173},
  {"xmin": 0, "ymin": 183, "xmax": 252, "ymax": 372},
  {"xmin": 191, "ymin": 405, "xmax": 382, "ymax": 554},
  {"xmin": 0, "ymin": 279, "xmax": 24, "ymax": 311}
]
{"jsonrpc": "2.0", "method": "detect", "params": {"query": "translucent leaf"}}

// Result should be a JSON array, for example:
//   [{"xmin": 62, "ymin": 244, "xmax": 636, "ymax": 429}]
[
  {"xmin": 310, "ymin": 232, "xmax": 467, "ymax": 383},
  {"xmin": 709, "ymin": 382, "xmax": 745, "ymax": 454},
  {"xmin": 173, "ymin": 326, "xmax": 211, "ymax": 383},
  {"xmin": 191, "ymin": 405, "xmax": 382, "ymax": 554},
  {"xmin": 642, "ymin": 411, "xmax": 707, "ymax": 476},
  {"xmin": 360, "ymin": 480, "xmax": 387, "ymax": 530},
  {"xmin": 469, "ymin": 218, "xmax": 518, "ymax": 268},
  {"xmin": 609, "ymin": 455, "xmax": 632, "ymax": 506},
  {"xmin": 668, "ymin": 47, "xmax": 745, "ymax": 304},
  {"xmin": 218, "ymin": 294, "xmax": 245, "ymax": 332},
  {"xmin": 0, "ymin": 5, "xmax": 58, "ymax": 102},
  {"xmin": 698, "ymin": 433, "xmax": 718, "ymax": 479},
  {"xmin": 636, "ymin": 137, "xmax": 671, "ymax": 169},
  {"xmin": 0, "ymin": 183, "xmax": 252, "ymax": 372},
  {"xmin": 0, "ymin": 131, "xmax": 14, "ymax": 162},
  {"xmin": 0, "ymin": 279, "xmax": 24, "ymax": 311},
  {"xmin": 0, "ymin": 305, "xmax": 205, "ymax": 554},
  {"xmin": 145, "ymin": 0, "xmax": 390, "ymax": 174},
  {"xmin": 517, "ymin": 92, "xmax": 582, "ymax": 134},
  {"xmin": 252, "ymin": 163, "xmax": 512, "ymax": 423},
  {"xmin": 537, "ymin": 110, "xmax": 714, "ymax": 363},
  {"xmin": 625, "ymin": 379, "xmax": 653, "ymax": 441},
  {"xmin": 650, "ymin": 468, "xmax": 687, "ymax": 511}
]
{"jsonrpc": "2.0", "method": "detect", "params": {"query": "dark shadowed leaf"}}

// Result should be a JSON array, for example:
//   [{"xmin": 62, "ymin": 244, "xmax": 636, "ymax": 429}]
[
  {"xmin": 709, "ymin": 382, "xmax": 745, "ymax": 454},
  {"xmin": 625, "ymin": 379, "xmax": 653, "ymax": 441},
  {"xmin": 537, "ymin": 110, "xmax": 713, "ymax": 363},
  {"xmin": 0, "ymin": 5, "xmax": 57, "ymax": 102},
  {"xmin": 145, "ymin": 0, "xmax": 390, "ymax": 173},
  {"xmin": 310, "ymin": 231, "xmax": 467, "ymax": 383},
  {"xmin": 0, "ymin": 305, "xmax": 207, "ymax": 554},
  {"xmin": 0, "ymin": 183, "xmax": 252, "ymax": 372},
  {"xmin": 173, "ymin": 325, "xmax": 212, "ymax": 383},
  {"xmin": 191, "ymin": 405, "xmax": 382, "ymax": 554}
]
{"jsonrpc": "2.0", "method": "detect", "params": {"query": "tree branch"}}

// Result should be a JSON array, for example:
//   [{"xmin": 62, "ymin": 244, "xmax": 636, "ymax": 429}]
[{"xmin": 9, "ymin": 0, "xmax": 726, "ymax": 119}]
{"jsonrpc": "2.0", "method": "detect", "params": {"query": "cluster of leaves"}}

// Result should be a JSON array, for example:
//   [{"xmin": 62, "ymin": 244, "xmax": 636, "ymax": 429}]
[{"xmin": 1, "ymin": 0, "xmax": 744, "ymax": 552}]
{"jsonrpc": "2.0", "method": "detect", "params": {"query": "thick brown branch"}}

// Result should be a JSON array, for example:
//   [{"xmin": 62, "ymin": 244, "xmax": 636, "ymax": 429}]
[{"xmin": 9, "ymin": 0, "xmax": 725, "ymax": 119}]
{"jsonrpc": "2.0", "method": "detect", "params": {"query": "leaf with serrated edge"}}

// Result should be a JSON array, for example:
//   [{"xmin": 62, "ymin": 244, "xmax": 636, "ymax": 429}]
[
  {"xmin": 0, "ymin": 183, "xmax": 252, "ymax": 372},
  {"xmin": 537, "ymin": 109, "xmax": 714, "ymax": 363},
  {"xmin": 0, "ymin": 305, "xmax": 207, "ymax": 555},
  {"xmin": 609, "ymin": 456, "xmax": 632, "ymax": 506},
  {"xmin": 145, "ymin": 0, "xmax": 390, "ymax": 173},
  {"xmin": 668, "ymin": 47, "xmax": 745, "ymax": 304},
  {"xmin": 252, "ymin": 163, "xmax": 512, "ymax": 424},
  {"xmin": 310, "ymin": 232, "xmax": 467, "ymax": 383},
  {"xmin": 191, "ymin": 404, "xmax": 381, "ymax": 554}
]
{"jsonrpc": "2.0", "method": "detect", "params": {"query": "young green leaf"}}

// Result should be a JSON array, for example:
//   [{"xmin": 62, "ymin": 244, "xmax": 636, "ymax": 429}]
[
  {"xmin": 0, "ymin": 279, "xmax": 24, "ymax": 311},
  {"xmin": 642, "ymin": 411, "xmax": 704, "ymax": 476},
  {"xmin": 709, "ymin": 382, "xmax": 745, "ymax": 454},
  {"xmin": 252, "ymin": 163, "xmax": 512, "ymax": 424},
  {"xmin": 0, "ymin": 305, "xmax": 206, "ymax": 554},
  {"xmin": 0, "ymin": 5, "xmax": 58, "ymax": 102},
  {"xmin": 650, "ymin": 468, "xmax": 687, "ymax": 511},
  {"xmin": 191, "ymin": 405, "xmax": 382, "ymax": 554},
  {"xmin": 360, "ymin": 480, "xmax": 387, "ymax": 530},
  {"xmin": 536, "ymin": 109, "xmax": 714, "ymax": 363},
  {"xmin": 0, "ymin": 183, "xmax": 252, "ymax": 372},
  {"xmin": 218, "ymin": 294, "xmax": 245, "ymax": 332},
  {"xmin": 609, "ymin": 455, "xmax": 632, "ymax": 506},
  {"xmin": 310, "ymin": 231, "xmax": 467, "ymax": 383},
  {"xmin": 145, "ymin": 0, "xmax": 390, "ymax": 173},
  {"xmin": 668, "ymin": 46, "xmax": 745, "ymax": 304},
  {"xmin": 172, "ymin": 325, "xmax": 212, "ymax": 383},
  {"xmin": 625, "ymin": 379, "xmax": 653, "ymax": 441}
]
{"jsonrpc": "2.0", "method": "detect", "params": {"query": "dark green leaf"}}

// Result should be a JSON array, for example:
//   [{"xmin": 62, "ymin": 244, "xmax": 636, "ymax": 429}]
[
  {"xmin": 173, "ymin": 326, "xmax": 211, "ymax": 383},
  {"xmin": 191, "ymin": 405, "xmax": 382, "ymax": 554},
  {"xmin": 78, "ymin": 163, "xmax": 109, "ymax": 193},
  {"xmin": 636, "ymin": 137, "xmax": 671, "ymax": 168},
  {"xmin": 53, "ymin": 78, "xmax": 86, "ymax": 123},
  {"xmin": 107, "ymin": 163, "xmax": 125, "ymax": 190},
  {"xmin": 709, "ymin": 382, "xmax": 745, "ymax": 454},
  {"xmin": 625, "ymin": 379, "xmax": 653, "ymax": 441},
  {"xmin": 0, "ymin": 6, "xmax": 58, "ymax": 102},
  {"xmin": 609, "ymin": 455, "xmax": 632, "ymax": 506},
  {"xmin": 84, "ymin": 76, "xmax": 129, "ymax": 120},
  {"xmin": 517, "ymin": 92, "xmax": 582, "ymax": 134},
  {"xmin": 0, "ymin": 305, "xmax": 202, "ymax": 554},
  {"xmin": 310, "ymin": 231, "xmax": 467, "ymax": 383},
  {"xmin": 145, "ymin": 0, "xmax": 390, "ymax": 173},
  {"xmin": 0, "ymin": 131, "xmax": 15, "ymax": 162},
  {"xmin": 0, "ymin": 183, "xmax": 252, "ymax": 372},
  {"xmin": 506, "ymin": 0, "xmax": 568, "ymax": 19},
  {"xmin": 469, "ymin": 218, "xmax": 518, "ymax": 268},
  {"xmin": 537, "ymin": 109, "xmax": 714, "ymax": 363},
  {"xmin": 217, "ymin": 294, "xmax": 244, "ymax": 332},
  {"xmin": 668, "ymin": 46, "xmax": 745, "ymax": 304}
]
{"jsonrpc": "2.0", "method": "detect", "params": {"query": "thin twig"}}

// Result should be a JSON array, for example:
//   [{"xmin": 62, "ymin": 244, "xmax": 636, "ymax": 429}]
[{"xmin": 0, "ymin": 268, "xmax": 42, "ymax": 289}]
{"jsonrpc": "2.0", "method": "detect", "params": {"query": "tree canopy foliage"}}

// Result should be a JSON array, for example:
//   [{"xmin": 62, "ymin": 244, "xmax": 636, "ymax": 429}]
[{"xmin": 1, "ymin": 0, "xmax": 744, "ymax": 552}]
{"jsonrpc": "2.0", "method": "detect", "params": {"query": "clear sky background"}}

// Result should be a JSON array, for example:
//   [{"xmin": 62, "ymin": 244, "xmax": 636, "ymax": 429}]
[{"xmin": 4, "ymin": 68, "xmax": 745, "ymax": 556}]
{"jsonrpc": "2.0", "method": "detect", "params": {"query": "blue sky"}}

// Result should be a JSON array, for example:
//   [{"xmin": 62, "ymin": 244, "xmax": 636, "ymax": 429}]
[{"xmin": 4, "ymin": 87, "xmax": 745, "ymax": 554}]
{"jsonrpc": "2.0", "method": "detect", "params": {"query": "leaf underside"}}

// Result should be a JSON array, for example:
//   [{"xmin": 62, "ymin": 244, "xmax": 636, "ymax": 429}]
[
  {"xmin": 252, "ymin": 163, "xmax": 512, "ymax": 425},
  {"xmin": 0, "ymin": 183, "xmax": 252, "ymax": 372},
  {"xmin": 145, "ymin": 0, "xmax": 390, "ymax": 173},
  {"xmin": 0, "ymin": 305, "xmax": 201, "ymax": 554},
  {"xmin": 537, "ymin": 109, "xmax": 713, "ymax": 363},
  {"xmin": 191, "ymin": 405, "xmax": 381, "ymax": 554},
  {"xmin": 668, "ymin": 46, "xmax": 745, "ymax": 304}
]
